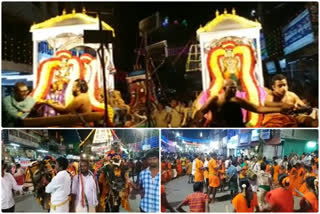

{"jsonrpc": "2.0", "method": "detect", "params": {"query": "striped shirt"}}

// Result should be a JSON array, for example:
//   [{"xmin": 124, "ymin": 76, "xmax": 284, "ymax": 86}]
[{"xmin": 182, "ymin": 192, "xmax": 208, "ymax": 212}]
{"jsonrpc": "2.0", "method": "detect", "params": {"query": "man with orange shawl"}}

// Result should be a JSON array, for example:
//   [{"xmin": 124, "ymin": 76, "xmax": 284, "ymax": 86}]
[
  {"xmin": 299, "ymin": 165, "xmax": 317, "ymax": 195},
  {"xmin": 293, "ymin": 163, "xmax": 305, "ymax": 196},
  {"xmin": 71, "ymin": 159, "xmax": 99, "ymax": 212},
  {"xmin": 272, "ymin": 161, "xmax": 280, "ymax": 185},
  {"xmin": 176, "ymin": 158, "xmax": 183, "ymax": 177},
  {"xmin": 208, "ymin": 153, "xmax": 219, "ymax": 203},
  {"xmin": 297, "ymin": 176, "xmax": 318, "ymax": 212},
  {"xmin": 194, "ymin": 154, "xmax": 204, "ymax": 183}
]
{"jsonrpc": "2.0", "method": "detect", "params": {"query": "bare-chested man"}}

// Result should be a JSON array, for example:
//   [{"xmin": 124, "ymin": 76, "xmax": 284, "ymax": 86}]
[
  {"xmin": 264, "ymin": 74, "xmax": 317, "ymax": 127},
  {"xmin": 44, "ymin": 79, "xmax": 92, "ymax": 114},
  {"xmin": 196, "ymin": 79, "xmax": 291, "ymax": 127}
]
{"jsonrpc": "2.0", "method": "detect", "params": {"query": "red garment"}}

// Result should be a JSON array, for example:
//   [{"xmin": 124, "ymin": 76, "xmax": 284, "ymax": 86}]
[
  {"xmin": 176, "ymin": 160, "xmax": 182, "ymax": 175},
  {"xmin": 182, "ymin": 192, "xmax": 208, "ymax": 212},
  {"xmin": 14, "ymin": 175, "xmax": 24, "ymax": 185},
  {"xmin": 265, "ymin": 187, "xmax": 294, "ymax": 212},
  {"xmin": 161, "ymin": 185, "xmax": 166, "ymax": 212}
]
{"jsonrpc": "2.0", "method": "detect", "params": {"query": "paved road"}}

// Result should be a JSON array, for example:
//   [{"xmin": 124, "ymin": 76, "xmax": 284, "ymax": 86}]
[
  {"xmin": 14, "ymin": 191, "xmax": 141, "ymax": 212},
  {"xmin": 164, "ymin": 175, "xmax": 301, "ymax": 212}
]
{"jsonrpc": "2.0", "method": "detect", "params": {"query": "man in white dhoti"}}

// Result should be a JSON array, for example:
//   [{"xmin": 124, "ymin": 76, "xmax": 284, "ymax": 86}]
[
  {"xmin": 45, "ymin": 157, "xmax": 72, "ymax": 213},
  {"xmin": 71, "ymin": 159, "xmax": 99, "ymax": 212}
]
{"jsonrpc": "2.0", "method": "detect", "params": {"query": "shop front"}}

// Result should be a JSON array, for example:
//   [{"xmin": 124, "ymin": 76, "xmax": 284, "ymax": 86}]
[
  {"xmin": 227, "ymin": 135, "xmax": 238, "ymax": 157},
  {"xmin": 282, "ymin": 139, "xmax": 318, "ymax": 157}
]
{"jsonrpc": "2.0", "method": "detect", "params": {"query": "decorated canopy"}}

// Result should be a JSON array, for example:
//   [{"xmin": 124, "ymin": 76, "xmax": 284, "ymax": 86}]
[
  {"xmin": 29, "ymin": 9, "xmax": 116, "ymax": 118},
  {"xmin": 196, "ymin": 9, "xmax": 265, "ymax": 127}
]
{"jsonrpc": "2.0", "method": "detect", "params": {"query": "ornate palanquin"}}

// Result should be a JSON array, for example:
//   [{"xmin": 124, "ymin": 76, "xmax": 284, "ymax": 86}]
[
  {"xmin": 195, "ymin": 9, "xmax": 266, "ymax": 127},
  {"xmin": 29, "ymin": 10, "xmax": 116, "ymax": 122}
]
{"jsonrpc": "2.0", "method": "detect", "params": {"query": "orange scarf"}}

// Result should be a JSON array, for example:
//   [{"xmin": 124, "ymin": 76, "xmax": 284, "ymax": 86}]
[{"xmin": 80, "ymin": 174, "xmax": 85, "ymax": 207}]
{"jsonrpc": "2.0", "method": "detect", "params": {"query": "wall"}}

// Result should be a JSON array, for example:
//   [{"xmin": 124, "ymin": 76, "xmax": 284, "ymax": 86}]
[
  {"xmin": 281, "ymin": 130, "xmax": 318, "ymax": 141},
  {"xmin": 282, "ymin": 139, "xmax": 318, "ymax": 157}
]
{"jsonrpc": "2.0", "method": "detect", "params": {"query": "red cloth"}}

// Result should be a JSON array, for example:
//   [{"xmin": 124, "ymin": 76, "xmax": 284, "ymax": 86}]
[
  {"xmin": 182, "ymin": 192, "xmax": 208, "ymax": 212},
  {"xmin": 161, "ymin": 185, "xmax": 166, "ymax": 212},
  {"xmin": 262, "ymin": 113, "xmax": 298, "ymax": 127},
  {"xmin": 14, "ymin": 175, "xmax": 24, "ymax": 185},
  {"xmin": 265, "ymin": 187, "xmax": 294, "ymax": 212}
]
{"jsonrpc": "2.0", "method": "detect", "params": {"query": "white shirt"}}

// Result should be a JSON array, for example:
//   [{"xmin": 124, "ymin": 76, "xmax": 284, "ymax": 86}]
[
  {"xmin": 192, "ymin": 160, "xmax": 196, "ymax": 175},
  {"xmin": 1, "ymin": 172, "xmax": 23, "ymax": 209},
  {"xmin": 225, "ymin": 160, "xmax": 230, "ymax": 169},
  {"xmin": 45, "ymin": 170, "xmax": 71, "ymax": 205},
  {"xmin": 303, "ymin": 156, "xmax": 312, "ymax": 166},
  {"xmin": 72, "ymin": 173, "xmax": 99, "ymax": 208},
  {"xmin": 204, "ymin": 160, "xmax": 208, "ymax": 168}
]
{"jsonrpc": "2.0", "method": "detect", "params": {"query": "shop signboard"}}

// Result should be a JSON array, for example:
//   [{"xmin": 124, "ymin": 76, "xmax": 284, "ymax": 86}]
[
  {"xmin": 227, "ymin": 130, "xmax": 237, "ymax": 140},
  {"xmin": 91, "ymin": 144, "xmax": 110, "ymax": 153},
  {"xmin": 283, "ymin": 9, "xmax": 315, "ymax": 55},
  {"xmin": 251, "ymin": 130, "xmax": 260, "ymax": 141},
  {"xmin": 240, "ymin": 132, "xmax": 250, "ymax": 144},
  {"xmin": 19, "ymin": 159, "xmax": 31, "ymax": 168},
  {"xmin": 262, "ymin": 130, "xmax": 271, "ymax": 140},
  {"xmin": 8, "ymin": 135, "xmax": 39, "ymax": 148},
  {"xmin": 227, "ymin": 135, "xmax": 238, "ymax": 149},
  {"xmin": 142, "ymin": 144, "xmax": 151, "ymax": 151}
]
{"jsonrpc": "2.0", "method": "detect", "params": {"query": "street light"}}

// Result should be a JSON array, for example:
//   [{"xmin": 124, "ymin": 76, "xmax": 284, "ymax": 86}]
[
  {"xmin": 10, "ymin": 143, "xmax": 20, "ymax": 148},
  {"xmin": 307, "ymin": 141, "xmax": 317, "ymax": 148}
]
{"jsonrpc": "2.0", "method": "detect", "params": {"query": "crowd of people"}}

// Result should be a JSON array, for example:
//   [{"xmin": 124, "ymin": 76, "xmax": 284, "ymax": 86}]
[
  {"xmin": 161, "ymin": 151, "xmax": 319, "ymax": 212},
  {"xmin": 2, "ymin": 74, "xmax": 318, "ymax": 127},
  {"xmin": 1, "ymin": 149, "xmax": 160, "ymax": 213}
]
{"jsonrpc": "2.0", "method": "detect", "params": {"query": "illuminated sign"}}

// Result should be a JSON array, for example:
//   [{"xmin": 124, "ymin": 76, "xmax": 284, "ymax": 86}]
[
  {"xmin": 240, "ymin": 132, "xmax": 250, "ymax": 144},
  {"xmin": 251, "ymin": 130, "xmax": 260, "ymax": 141},
  {"xmin": 283, "ymin": 9, "xmax": 314, "ymax": 55}
]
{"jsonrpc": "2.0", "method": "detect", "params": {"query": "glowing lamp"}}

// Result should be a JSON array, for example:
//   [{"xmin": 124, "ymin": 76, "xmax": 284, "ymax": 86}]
[{"xmin": 307, "ymin": 141, "xmax": 317, "ymax": 148}]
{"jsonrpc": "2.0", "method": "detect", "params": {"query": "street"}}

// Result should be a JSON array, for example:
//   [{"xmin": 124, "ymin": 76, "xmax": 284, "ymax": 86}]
[
  {"xmin": 14, "ymin": 191, "xmax": 142, "ymax": 212},
  {"xmin": 164, "ymin": 175, "xmax": 301, "ymax": 212}
]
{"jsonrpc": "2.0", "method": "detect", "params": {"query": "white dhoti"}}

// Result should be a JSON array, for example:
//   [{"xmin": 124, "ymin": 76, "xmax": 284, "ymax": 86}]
[
  {"xmin": 172, "ymin": 169, "xmax": 177, "ymax": 178},
  {"xmin": 75, "ymin": 203, "xmax": 96, "ymax": 213},
  {"xmin": 50, "ymin": 201, "xmax": 69, "ymax": 213},
  {"xmin": 257, "ymin": 187, "xmax": 270, "ymax": 211}
]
